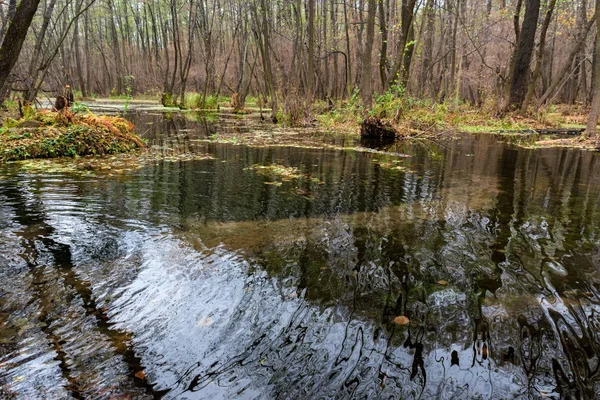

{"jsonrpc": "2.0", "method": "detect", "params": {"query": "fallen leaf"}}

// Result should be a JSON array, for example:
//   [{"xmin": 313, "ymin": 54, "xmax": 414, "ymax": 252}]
[
  {"xmin": 437, "ymin": 280, "xmax": 448, "ymax": 285},
  {"xmin": 393, "ymin": 316, "xmax": 410, "ymax": 325},
  {"xmin": 134, "ymin": 370, "xmax": 145, "ymax": 380},
  {"xmin": 196, "ymin": 316, "xmax": 214, "ymax": 327}
]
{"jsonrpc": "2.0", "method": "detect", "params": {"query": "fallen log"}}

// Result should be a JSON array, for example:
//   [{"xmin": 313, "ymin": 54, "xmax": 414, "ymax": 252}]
[{"xmin": 492, "ymin": 128, "xmax": 584, "ymax": 135}]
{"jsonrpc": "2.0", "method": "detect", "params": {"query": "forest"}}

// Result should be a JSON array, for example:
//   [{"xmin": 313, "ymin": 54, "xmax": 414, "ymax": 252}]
[
  {"xmin": 1, "ymin": 0, "xmax": 600, "ymax": 136},
  {"xmin": 4, "ymin": 1, "xmax": 600, "ymax": 399}
]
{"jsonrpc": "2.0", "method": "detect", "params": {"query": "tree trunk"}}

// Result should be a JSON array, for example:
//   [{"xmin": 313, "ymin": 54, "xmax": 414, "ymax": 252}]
[
  {"xmin": 386, "ymin": 0, "xmax": 417, "ymax": 89},
  {"xmin": 0, "ymin": 0, "xmax": 41, "ymax": 100},
  {"xmin": 378, "ymin": 0, "xmax": 388, "ymax": 91},
  {"xmin": 307, "ymin": 0, "xmax": 315, "ymax": 99},
  {"xmin": 585, "ymin": 0, "xmax": 600, "ymax": 138},
  {"xmin": 322, "ymin": 0, "xmax": 329, "ymax": 98},
  {"xmin": 361, "ymin": 0, "xmax": 376, "ymax": 107},
  {"xmin": 537, "ymin": 13, "xmax": 595, "ymax": 107},
  {"xmin": 257, "ymin": 0, "xmax": 278, "ymax": 121},
  {"xmin": 343, "ymin": 0, "xmax": 352, "ymax": 95},
  {"xmin": 84, "ymin": 11, "xmax": 91, "ymax": 95},
  {"xmin": 521, "ymin": 0, "xmax": 556, "ymax": 113},
  {"xmin": 419, "ymin": 0, "xmax": 435, "ymax": 97},
  {"xmin": 74, "ymin": 5, "xmax": 87, "ymax": 97},
  {"xmin": 107, "ymin": 0, "xmax": 124, "ymax": 94},
  {"xmin": 24, "ymin": 0, "xmax": 56, "ymax": 101},
  {"xmin": 505, "ymin": 0, "xmax": 540, "ymax": 111}
]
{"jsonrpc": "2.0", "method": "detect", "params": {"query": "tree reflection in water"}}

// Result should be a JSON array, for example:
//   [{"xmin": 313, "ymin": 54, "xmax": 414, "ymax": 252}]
[{"xmin": 1, "ymin": 123, "xmax": 600, "ymax": 398}]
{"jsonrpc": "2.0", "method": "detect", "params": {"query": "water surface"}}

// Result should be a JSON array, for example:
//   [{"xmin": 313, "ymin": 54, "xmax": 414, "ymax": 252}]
[{"xmin": 1, "ymin": 113, "xmax": 600, "ymax": 399}]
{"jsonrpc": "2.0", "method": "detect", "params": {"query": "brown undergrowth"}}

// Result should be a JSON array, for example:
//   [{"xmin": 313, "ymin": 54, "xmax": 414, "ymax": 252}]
[{"xmin": 0, "ymin": 109, "xmax": 144, "ymax": 161}]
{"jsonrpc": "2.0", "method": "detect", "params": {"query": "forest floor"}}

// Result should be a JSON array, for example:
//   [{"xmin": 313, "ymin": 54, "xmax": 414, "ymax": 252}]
[
  {"xmin": 2, "ymin": 96, "xmax": 598, "ymax": 156},
  {"xmin": 314, "ymin": 99, "xmax": 600, "ymax": 150}
]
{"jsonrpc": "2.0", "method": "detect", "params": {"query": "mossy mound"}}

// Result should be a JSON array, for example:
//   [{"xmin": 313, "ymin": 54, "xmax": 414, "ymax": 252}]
[{"xmin": 0, "ymin": 110, "xmax": 144, "ymax": 161}]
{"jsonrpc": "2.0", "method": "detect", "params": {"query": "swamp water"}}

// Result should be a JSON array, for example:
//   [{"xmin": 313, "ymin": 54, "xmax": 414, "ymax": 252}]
[{"xmin": 1, "ymin": 112, "xmax": 600, "ymax": 399}]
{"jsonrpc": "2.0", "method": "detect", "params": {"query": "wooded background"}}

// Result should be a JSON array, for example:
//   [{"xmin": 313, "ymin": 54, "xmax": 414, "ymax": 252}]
[{"xmin": 2, "ymin": 0, "xmax": 599, "ymax": 114}]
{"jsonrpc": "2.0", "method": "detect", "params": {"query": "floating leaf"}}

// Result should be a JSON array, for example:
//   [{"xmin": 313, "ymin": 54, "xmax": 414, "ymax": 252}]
[
  {"xmin": 196, "ymin": 316, "xmax": 214, "ymax": 327},
  {"xmin": 393, "ymin": 316, "xmax": 410, "ymax": 325},
  {"xmin": 134, "ymin": 370, "xmax": 146, "ymax": 380},
  {"xmin": 437, "ymin": 280, "xmax": 448, "ymax": 286}
]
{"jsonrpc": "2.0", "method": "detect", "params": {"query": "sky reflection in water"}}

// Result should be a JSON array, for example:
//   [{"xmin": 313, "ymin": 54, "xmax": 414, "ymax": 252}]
[{"xmin": 1, "ymin": 114, "xmax": 600, "ymax": 399}]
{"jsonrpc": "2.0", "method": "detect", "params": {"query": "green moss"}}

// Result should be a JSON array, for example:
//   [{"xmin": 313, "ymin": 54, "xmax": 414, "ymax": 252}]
[{"xmin": 0, "ymin": 110, "xmax": 144, "ymax": 162}]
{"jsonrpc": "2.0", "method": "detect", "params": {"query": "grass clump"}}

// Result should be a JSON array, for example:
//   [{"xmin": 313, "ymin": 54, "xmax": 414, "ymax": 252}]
[
  {"xmin": 316, "ymin": 86, "xmax": 593, "ymax": 138},
  {"xmin": 0, "ymin": 109, "xmax": 144, "ymax": 162},
  {"xmin": 182, "ymin": 93, "xmax": 229, "ymax": 110}
]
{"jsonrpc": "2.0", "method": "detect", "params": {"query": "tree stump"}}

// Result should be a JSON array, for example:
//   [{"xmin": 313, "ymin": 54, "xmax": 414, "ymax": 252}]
[{"xmin": 360, "ymin": 117, "xmax": 397, "ymax": 139}]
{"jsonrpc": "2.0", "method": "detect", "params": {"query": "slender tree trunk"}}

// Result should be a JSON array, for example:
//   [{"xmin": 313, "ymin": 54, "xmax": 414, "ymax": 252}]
[
  {"xmin": 257, "ymin": 0, "xmax": 278, "ymax": 121},
  {"xmin": 179, "ymin": 0, "xmax": 197, "ymax": 105},
  {"xmin": 322, "ymin": 0, "xmax": 329, "ymax": 98},
  {"xmin": 400, "ymin": 8, "xmax": 416, "ymax": 90},
  {"xmin": 513, "ymin": 0, "xmax": 523, "ymax": 44},
  {"xmin": 585, "ymin": 0, "xmax": 600, "ymax": 138},
  {"xmin": 307, "ymin": 0, "xmax": 315, "ymax": 99},
  {"xmin": 353, "ymin": 0, "xmax": 363, "ymax": 89},
  {"xmin": 361, "ymin": 0, "xmax": 377, "ymax": 107},
  {"xmin": 386, "ymin": 0, "xmax": 417, "ymax": 88},
  {"xmin": 331, "ymin": 0, "xmax": 339, "ymax": 97},
  {"xmin": 84, "ymin": 11, "xmax": 91, "ymax": 95},
  {"xmin": 589, "ymin": 36, "xmax": 598, "ymax": 105},
  {"xmin": 537, "ymin": 13, "xmax": 596, "ymax": 107},
  {"xmin": 24, "ymin": 0, "xmax": 57, "ymax": 100},
  {"xmin": 107, "ymin": 0, "xmax": 123, "ymax": 94},
  {"xmin": 169, "ymin": 0, "xmax": 180, "ymax": 98},
  {"xmin": 74, "ymin": 6, "xmax": 87, "ymax": 97},
  {"xmin": 449, "ymin": 0, "xmax": 460, "ymax": 94},
  {"xmin": 343, "ymin": 0, "xmax": 352, "ymax": 95},
  {"xmin": 378, "ymin": 0, "xmax": 388, "ymax": 91},
  {"xmin": 420, "ymin": 0, "xmax": 435, "ymax": 97}
]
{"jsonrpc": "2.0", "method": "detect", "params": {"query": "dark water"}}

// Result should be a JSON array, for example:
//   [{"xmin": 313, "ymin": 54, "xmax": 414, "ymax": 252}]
[{"xmin": 2, "ymin": 113, "xmax": 600, "ymax": 399}]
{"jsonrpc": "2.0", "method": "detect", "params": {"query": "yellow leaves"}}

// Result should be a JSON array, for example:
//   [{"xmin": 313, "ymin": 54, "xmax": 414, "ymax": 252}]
[
  {"xmin": 245, "ymin": 164, "xmax": 303, "ymax": 180},
  {"xmin": 393, "ymin": 316, "xmax": 410, "ymax": 325},
  {"xmin": 134, "ymin": 370, "xmax": 146, "ymax": 380},
  {"xmin": 437, "ymin": 280, "xmax": 448, "ymax": 286},
  {"xmin": 245, "ymin": 163, "xmax": 322, "ymax": 186}
]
